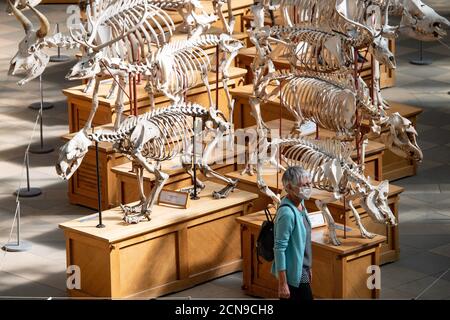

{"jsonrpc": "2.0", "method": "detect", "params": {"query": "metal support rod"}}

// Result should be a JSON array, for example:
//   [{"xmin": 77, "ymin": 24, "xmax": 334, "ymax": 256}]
[
  {"xmin": 216, "ymin": 45, "xmax": 220, "ymax": 109},
  {"xmin": 15, "ymin": 150, "xmax": 41, "ymax": 198},
  {"xmin": 95, "ymin": 140, "xmax": 105, "ymax": 228},
  {"xmin": 191, "ymin": 116, "xmax": 199, "ymax": 200},
  {"xmin": 28, "ymin": 73, "xmax": 53, "ymax": 110},
  {"xmin": 133, "ymin": 76, "xmax": 138, "ymax": 116},
  {"xmin": 410, "ymin": 41, "xmax": 432, "ymax": 65}
]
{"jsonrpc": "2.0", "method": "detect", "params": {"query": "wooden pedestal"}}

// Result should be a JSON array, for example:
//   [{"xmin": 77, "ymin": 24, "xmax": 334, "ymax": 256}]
[
  {"xmin": 237, "ymin": 211, "xmax": 385, "ymax": 298},
  {"xmin": 64, "ymin": 67, "xmax": 247, "ymax": 133},
  {"xmin": 226, "ymin": 171, "xmax": 403, "ymax": 265},
  {"xmin": 62, "ymin": 127, "xmax": 128, "ymax": 210},
  {"xmin": 59, "ymin": 182, "xmax": 258, "ymax": 298},
  {"xmin": 230, "ymin": 85, "xmax": 422, "ymax": 181}
]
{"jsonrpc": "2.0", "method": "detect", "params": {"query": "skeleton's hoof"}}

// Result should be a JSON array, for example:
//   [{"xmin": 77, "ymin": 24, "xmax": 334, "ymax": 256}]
[
  {"xmin": 361, "ymin": 231, "xmax": 376, "ymax": 239},
  {"xmin": 330, "ymin": 237, "xmax": 341, "ymax": 246},
  {"xmin": 123, "ymin": 215, "xmax": 142, "ymax": 224},
  {"xmin": 240, "ymin": 165, "xmax": 255, "ymax": 176},
  {"xmin": 212, "ymin": 180, "xmax": 238, "ymax": 199},
  {"xmin": 120, "ymin": 203, "xmax": 142, "ymax": 214}
]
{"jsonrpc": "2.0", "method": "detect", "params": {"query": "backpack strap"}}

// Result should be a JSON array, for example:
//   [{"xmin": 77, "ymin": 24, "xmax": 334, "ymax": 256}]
[{"xmin": 264, "ymin": 207, "xmax": 274, "ymax": 222}]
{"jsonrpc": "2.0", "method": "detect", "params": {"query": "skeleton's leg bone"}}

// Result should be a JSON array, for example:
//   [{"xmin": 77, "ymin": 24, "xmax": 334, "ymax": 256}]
[
  {"xmin": 199, "ymin": 128, "xmax": 238, "ymax": 198},
  {"xmin": 347, "ymin": 199, "xmax": 376, "ymax": 239},
  {"xmin": 315, "ymin": 196, "xmax": 342, "ymax": 246},
  {"xmin": 105, "ymin": 76, "xmax": 118, "ymax": 100},
  {"xmin": 83, "ymin": 77, "xmax": 95, "ymax": 94},
  {"xmin": 124, "ymin": 153, "xmax": 168, "ymax": 224},
  {"xmin": 84, "ymin": 75, "xmax": 101, "ymax": 130},
  {"xmin": 113, "ymin": 75, "xmax": 127, "ymax": 130},
  {"xmin": 120, "ymin": 165, "xmax": 145, "ymax": 214}
]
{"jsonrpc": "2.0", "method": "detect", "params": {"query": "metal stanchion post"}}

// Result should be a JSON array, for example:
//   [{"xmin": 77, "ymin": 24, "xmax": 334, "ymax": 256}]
[
  {"xmin": 410, "ymin": 41, "xmax": 432, "ymax": 65},
  {"xmin": 28, "ymin": 74, "xmax": 54, "ymax": 110},
  {"xmin": 29, "ymin": 75, "xmax": 54, "ymax": 154},
  {"xmin": 2, "ymin": 202, "xmax": 32, "ymax": 252},
  {"xmin": 14, "ymin": 151, "xmax": 42, "ymax": 197}
]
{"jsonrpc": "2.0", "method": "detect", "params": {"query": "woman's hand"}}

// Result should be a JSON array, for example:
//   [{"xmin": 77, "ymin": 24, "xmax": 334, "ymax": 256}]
[
  {"xmin": 309, "ymin": 269, "xmax": 313, "ymax": 282},
  {"xmin": 279, "ymin": 282, "xmax": 290, "ymax": 299}
]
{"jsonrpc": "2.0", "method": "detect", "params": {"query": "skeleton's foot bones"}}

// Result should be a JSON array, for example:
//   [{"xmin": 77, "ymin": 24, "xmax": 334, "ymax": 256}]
[
  {"xmin": 212, "ymin": 178, "xmax": 239, "ymax": 199},
  {"xmin": 119, "ymin": 203, "xmax": 143, "ymax": 215},
  {"xmin": 240, "ymin": 164, "xmax": 255, "ymax": 176}
]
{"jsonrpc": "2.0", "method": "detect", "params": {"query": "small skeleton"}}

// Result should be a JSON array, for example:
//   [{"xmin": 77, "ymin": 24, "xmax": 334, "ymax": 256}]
[
  {"xmin": 56, "ymin": 102, "xmax": 239, "ymax": 224},
  {"xmin": 256, "ymin": 136, "xmax": 396, "ymax": 246}
]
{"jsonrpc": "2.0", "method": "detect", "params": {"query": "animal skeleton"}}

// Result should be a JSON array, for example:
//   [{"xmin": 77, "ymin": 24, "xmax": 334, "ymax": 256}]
[
  {"xmin": 67, "ymin": 33, "xmax": 243, "ymax": 129},
  {"xmin": 256, "ymin": 136, "xmax": 396, "ymax": 245},
  {"xmin": 56, "ymin": 102, "xmax": 239, "ymax": 224}
]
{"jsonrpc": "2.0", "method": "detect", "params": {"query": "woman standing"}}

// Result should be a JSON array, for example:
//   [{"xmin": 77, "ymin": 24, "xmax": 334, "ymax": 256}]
[{"xmin": 272, "ymin": 166, "xmax": 314, "ymax": 301}]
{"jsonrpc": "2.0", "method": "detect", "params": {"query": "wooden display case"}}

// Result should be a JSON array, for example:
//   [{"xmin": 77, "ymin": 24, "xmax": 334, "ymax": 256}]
[
  {"xmin": 59, "ymin": 182, "xmax": 258, "ymax": 298},
  {"xmin": 226, "ymin": 171, "xmax": 403, "ymax": 265},
  {"xmin": 237, "ymin": 211, "xmax": 386, "ymax": 298},
  {"xmin": 63, "ymin": 67, "xmax": 247, "ymax": 133}
]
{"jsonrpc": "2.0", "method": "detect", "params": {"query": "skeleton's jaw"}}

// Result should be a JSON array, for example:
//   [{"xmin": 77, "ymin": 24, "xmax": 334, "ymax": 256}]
[
  {"xmin": 56, "ymin": 158, "xmax": 83, "ymax": 180},
  {"xmin": 385, "ymin": 129, "xmax": 423, "ymax": 163},
  {"xmin": 9, "ymin": 52, "xmax": 49, "ymax": 86}
]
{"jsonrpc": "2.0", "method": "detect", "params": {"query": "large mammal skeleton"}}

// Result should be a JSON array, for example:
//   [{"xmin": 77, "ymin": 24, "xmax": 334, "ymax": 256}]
[
  {"xmin": 67, "ymin": 33, "xmax": 243, "ymax": 129},
  {"xmin": 257, "ymin": 137, "xmax": 396, "ymax": 245},
  {"xmin": 56, "ymin": 102, "xmax": 239, "ymax": 223}
]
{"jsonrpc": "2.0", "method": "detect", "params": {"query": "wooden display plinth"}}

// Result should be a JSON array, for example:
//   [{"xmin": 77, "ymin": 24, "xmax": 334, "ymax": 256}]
[
  {"xmin": 237, "ymin": 211, "xmax": 386, "ymax": 298},
  {"xmin": 59, "ymin": 182, "xmax": 258, "ymax": 298},
  {"xmin": 64, "ymin": 67, "xmax": 247, "ymax": 133},
  {"xmin": 62, "ymin": 127, "xmax": 128, "ymax": 210},
  {"xmin": 112, "ymin": 142, "xmax": 244, "ymax": 206},
  {"xmin": 230, "ymin": 85, "xmax": 422, "ymax": 181},
  {"xmin": 240, "ymin": 118, "xmax": 386, "ymax": 181},
  {"xmin": 226, "ymin": 171, "xmax": 403, "ymax": 265}
]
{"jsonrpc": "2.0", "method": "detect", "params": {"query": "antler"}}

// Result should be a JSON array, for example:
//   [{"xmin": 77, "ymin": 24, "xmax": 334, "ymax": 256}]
[
  {"xmin": 27, "ymin": 4, "xmax": 49, "ymax": 38},
  {"xmin": 7, "ymin": 0, "xmax": 33, "ymax": 34}
]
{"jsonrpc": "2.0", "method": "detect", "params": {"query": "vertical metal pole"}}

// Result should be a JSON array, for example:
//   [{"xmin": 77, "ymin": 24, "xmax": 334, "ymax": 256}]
[
  {"xmin": 191, "ymin": 116, "xmax": 199, "ymax": 200},
  {"xmin": 39, "ymin": 74, "xmax": 44, "ymax": 149},
  {"xmin": 56, "ymin": 23, "xmax": 61, "ymax": 58},
  {"xmin": 16, "ymin": 202, "xmax": 20, "ymax": 246},
  {"xmin": 216, "ymin": 45, "xmax": 220, "ymax": 110},
  {"xmin": 25, "ymin": 151, "xmax": 31, "ymax": 192},
  {"xmin": 95, "ymin": 141, "xmax": 105, "ymax": 228}
]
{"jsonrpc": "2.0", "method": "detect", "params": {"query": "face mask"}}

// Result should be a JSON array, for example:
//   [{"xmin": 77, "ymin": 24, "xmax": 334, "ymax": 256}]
[
  {"xmin": 298, "ymin": 186, "xmax": 312, "ymax": 200},
  {"xmin": 289, "ymin": 185, "xmax": 312, "ymax": 200}
]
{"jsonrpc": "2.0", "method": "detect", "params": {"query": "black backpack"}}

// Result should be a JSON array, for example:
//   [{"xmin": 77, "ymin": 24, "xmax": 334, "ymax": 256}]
[{"xmin": 256, "ymin": 204, "xmax": 295, "ymax": 263}]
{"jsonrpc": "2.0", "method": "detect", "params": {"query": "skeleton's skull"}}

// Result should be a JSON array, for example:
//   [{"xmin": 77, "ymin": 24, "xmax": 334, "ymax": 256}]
[
  {"xmin": 400, "ymin": 0, "xmax": 450, "ymax": 41},
  {"xmin": 362, "ymin": 180, "xmax": 397, "ymax": 225},
  {"xmin": 370, "ymin": 36, "xmax": 396, "ymax": 69},
  {"xmin": 66, "ymin": 51, "xmax": 102, "ymax": 80},
  {"xmin": 8, "ymin": 0, "xmax": 49, "ymax": 85},
  {"xmin": 56, "ymin": 131, "xmax": 92, "ymax": 180},
  {"xmin": 383, "ymin": 112, "xmax": 423, "ymax": 162}
]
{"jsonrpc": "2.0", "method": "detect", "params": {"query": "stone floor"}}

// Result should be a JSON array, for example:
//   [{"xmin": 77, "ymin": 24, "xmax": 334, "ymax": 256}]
[{"xmin": 0, "ymin": 2, "xmax": 449, "ymax": 300}]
